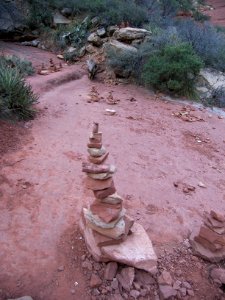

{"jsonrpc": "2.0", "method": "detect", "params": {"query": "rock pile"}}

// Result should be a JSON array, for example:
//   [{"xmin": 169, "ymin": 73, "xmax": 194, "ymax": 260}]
[
  {"xmin": 190, "ymin": 210, "xmax": 225, "ymax": 262},
  {"xmin": 80, "ymin": 123, "xmax": 157, "ymax": 274}
]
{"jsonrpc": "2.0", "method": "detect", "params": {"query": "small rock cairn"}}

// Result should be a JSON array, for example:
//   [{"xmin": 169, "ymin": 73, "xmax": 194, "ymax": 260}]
[
  {"xmin": 81, "ymin": 122, "xmax": 133, "ymax": 244},
  {"xmin": 190, "ymin": 210, "xmax": 225, "ymax": 262},
  {"xmin": 80, "ymin": 122, "xmax": 157, "ymax": 273}
]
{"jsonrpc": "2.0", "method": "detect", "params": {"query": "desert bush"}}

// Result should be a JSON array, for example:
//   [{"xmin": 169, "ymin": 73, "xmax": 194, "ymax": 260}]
[
  {"xmin": 0, "ymin": 62, "xmax": 37, "ymax": 120},
  {"xmin": 142, "ymin": 43, "xmax": 203, "ymax": 97},
  {"xmin": 177, "ymin": 20, "xmax": 225, "ymax": 71},
  {"xmin": 27, "ymin": 0, "xmax": 54, "ymax": 29},
  {"xmin": 0, "ymin": 55, "xmax": 35, "ymax": 76}
]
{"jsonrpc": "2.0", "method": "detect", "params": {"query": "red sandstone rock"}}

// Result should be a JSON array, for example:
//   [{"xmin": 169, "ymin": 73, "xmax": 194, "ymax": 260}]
[
  {"xmin": 194, "ymin": 226, "xmax": 225, "ymax": 252},
  {"xmin": 104, "ymin": 262, "xmax": 118, "ymax": 280},
  {"xmin": 90, "ymin": 201, "xmax": 122, "ymax": 223},
  {"xmin": 82, "ymin": 162, "xmax": 112, "ymax": 174},
  {"xmin": 93, "ymin": 184, "xmax": 116, "ymax": 199},
  {"xmin": 117, "ymin": 267, "xmax": 135, "ymax": 291},
  {"xmin": 90, "ymin": 274, "xmax": 102, "ymax": 288},
  {"xmin": 210, "ymin": 210, "xmax": 225, "ymax": 223},
  {"xmin": 87, "ymin": 142, "xmax": 102, "ymax": 149},
  {"xmin": 89, "ymin": 132, "xmax": 102, "ymax": 143},
  {"xmin": 88, "ymin": 152, "xmax": 109, "ymax": 164},
  {"xmin": 85, "ymin": 177, "xmax": 113, "ymax": 191}
]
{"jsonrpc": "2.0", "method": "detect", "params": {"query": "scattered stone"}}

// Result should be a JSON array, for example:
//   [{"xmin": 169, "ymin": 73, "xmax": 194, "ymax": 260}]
[
  {"xmin": 182, "ymin": 281, "xmax": 192, "ymax": 289},
  {"xmin": 90, "ymin": 274, "xmax": 102, "ymax": 288},
  {"xmin": 57, "ymin": 54, "xmax": 64, "ymax": 59},
  {"xmin": 173, "ymin": 280, "xmax": 181, "ymax": 290},
  {"xmin": 117, "ymin": 267, "xmax": 135, "ymax": 291},
  {"xmin": 82, "ymin": 260, "xmax": 93, "ymax": 271},
  {"xmin": 135, "ymin": 269, "xmax": 156, "ymax": 285},
  {"xmin": 179, "ymin": 287, "xmax": 187, "ymax": 296},
  {"xmin": 159, "ymin": 285, "xmax": 177, "ymax": 300},
  {"xmin": 8, "ymin": 298, "xmax": 33, "ymax": 300},
  {"xmin": 70, "ymin": 289, "xmax": 75, "ymax": 294},
  {"xmin": 105, "ymin": 109, "xmax": 116, "ymax": 116},
  {"xmin": 158, "ymin": 271, "xmax": 173, "ymax": 286},
  {"xmin": 198, "ymin": 181, "xmax": 206, "ymax": 188},
  {"xmin": 88, "ymin": 33, "xmax": 103, "ymax": 47},
  {"xmin": 210, "ymin": 268, "xmax": 225, "ymax": 284},
  {"xmin": 97, "ymin": 28, "xmax": 106, "ymax": 37},
  {"xmin": 130, "ymin": 289, "xmax": 140, "ymax": 299},
  {"xmin": 57, "ymin": 265, "xmax": 64, "ymax": 272},
  {"xmin": 111, "ymin": 278, "xmax": 119, "ymax": 290},
  {"xmin": 104, "ymin": 262, "xmax": 118, "ymax": 280},
  {"xmin": 187, "ymin": 289, "xmax": 195, "ymax": 296}
]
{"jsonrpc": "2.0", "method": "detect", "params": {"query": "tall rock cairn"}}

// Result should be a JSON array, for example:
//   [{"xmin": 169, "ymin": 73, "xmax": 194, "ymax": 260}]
[{"xmin": 81, "ymin": 122, "xmax": 134, "ymax": 247}]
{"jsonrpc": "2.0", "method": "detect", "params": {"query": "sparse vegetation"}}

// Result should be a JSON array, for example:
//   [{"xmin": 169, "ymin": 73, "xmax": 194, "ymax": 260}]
[
  {"xmin": 142, "ymin": 43, "xmax": 203, "ymax": 97},
  {"xmin": 0, "ymin": 56, "xmax": 37, "ymax": 120}
]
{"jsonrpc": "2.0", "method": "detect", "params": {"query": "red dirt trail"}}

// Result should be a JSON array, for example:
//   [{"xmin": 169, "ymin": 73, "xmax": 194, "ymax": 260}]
[
  {"xmin": 0, "ymin": 42, "xmax": 225, "ymax": 299},
  {"xmin": 206, "ymin": 0, "xmax": 225, "ymax": 26}
]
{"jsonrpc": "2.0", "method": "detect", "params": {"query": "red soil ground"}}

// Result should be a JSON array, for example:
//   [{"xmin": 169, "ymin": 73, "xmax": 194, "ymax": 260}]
[
  {"xmin": 0, "ymin": 42, "xmax": 225, "ymax": 299},
  {"xmin": 206, "ymin": 0, "xmax": 225, "ymax": 27}
]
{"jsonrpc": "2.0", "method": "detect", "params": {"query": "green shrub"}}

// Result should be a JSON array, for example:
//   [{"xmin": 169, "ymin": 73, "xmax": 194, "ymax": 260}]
[
  {"xmin": 0, "ymin": 55, "xmax": 35, "ymax": 76},
  {"xmin": 0, "ymin": 63, "xmax": 38, "ymax": 120},
  {"xmin": 142, "ymin": 43, "xmax": 203, "ymax": 97}
]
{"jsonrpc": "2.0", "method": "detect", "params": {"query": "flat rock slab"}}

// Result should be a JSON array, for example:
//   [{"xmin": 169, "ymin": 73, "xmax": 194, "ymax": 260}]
[
  {"xmin": 102, "ymin": 222, "xmax": 157, "ymax": 274},
  {"xmin": 190, "ymin": 227, "xmax": 225, "ymax": 262},
  {"xmin": 113, "ymin": 27, "xmax": 151, "ymax": 41}
]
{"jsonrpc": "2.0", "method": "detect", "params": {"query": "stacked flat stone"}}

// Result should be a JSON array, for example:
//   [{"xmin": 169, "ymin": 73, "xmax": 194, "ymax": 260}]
[
  {"xmin": 190, "ymin": 210, "xmax": 225, "ymax": 262},
  {"xmin": 82, "ymin": 122, "xmax": 134, "ymax": 246}
]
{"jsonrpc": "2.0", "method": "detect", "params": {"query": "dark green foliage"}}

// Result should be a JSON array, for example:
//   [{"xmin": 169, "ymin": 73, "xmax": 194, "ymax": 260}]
[
  {"xmin": 142, "ymin": 43, "xmax": 203, "ymax": 97},
  {"xmin": 0, "ymin": 55, "xmax": 35, "ymax": 76},
  {"xmin": 27, "ymin": 0, "xmax": 54, "ymax": 28},
  {"xmin": 0, "ymin": 58, "xmax": 37, "ymax": 120}
]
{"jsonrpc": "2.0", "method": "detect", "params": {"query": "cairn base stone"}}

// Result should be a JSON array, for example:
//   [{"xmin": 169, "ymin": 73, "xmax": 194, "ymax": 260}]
[
  {"xmin": 80, "ymin": 218, "xmax": 157, "ymax": 274},
  {"xmin": 102, "ymin": 222, "xmax": 157, "ymax": 274},
  {"xmin": 190, "ymin": 227, "xmax": 225, "ymax": 262}
]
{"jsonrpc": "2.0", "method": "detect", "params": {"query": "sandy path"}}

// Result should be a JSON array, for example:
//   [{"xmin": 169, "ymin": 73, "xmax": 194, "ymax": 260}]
[
  {"xmin": 0, "ymin": 42, "xmax": 225, "ymax": 299},
  {"xmin": 206, "ymin": 0, "xmax": 225, "ymax": 26}
]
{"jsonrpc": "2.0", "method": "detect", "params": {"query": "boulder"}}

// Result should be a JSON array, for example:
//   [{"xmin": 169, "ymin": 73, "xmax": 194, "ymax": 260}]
[
  {"xmin": 113, "ymin": 27, "xmax": 151, "ymax": 42},
  {"xmin": 104, "ymin": 40, "xmax": 138, "ymax": 78},
  {"xmin": 101, "ymin": 222, "xmax": 157, "ymax": 274},
  {"xmin": 87, "ymin": 32, "xmax": 103, "ymax": 47},
  {"xmin": 53, "ymin": 12, "xmax": 71, "ymax": 25},
  {"xmin": 97, "ymin": 27, "xmax": 106, "ymax": 37},
  {"xmin": 0, "ymin": 2, "xmax": 26, "ymax": 36},
  {"xmin": 158, "ymin": 271, "xmax": 173, "ymax": 286},
  {"xmin": 159, "ymin": 285, "xmax": 177, "ymax": 300}
]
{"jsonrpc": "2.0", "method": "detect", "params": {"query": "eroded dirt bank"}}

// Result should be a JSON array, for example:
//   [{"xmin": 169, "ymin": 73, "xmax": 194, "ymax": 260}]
[{"xmin": 0, "ymin": 42, "xmax": 225, "ymax": 299}]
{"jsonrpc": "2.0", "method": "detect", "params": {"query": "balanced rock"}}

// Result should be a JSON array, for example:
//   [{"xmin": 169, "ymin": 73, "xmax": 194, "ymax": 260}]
[
  {"xmin": 83, "ymin": 207, "xmax": 125, "ymax": 229},
  {"xmin": 82, "ymin": 162, "xmax": 114, "ymax": 174},
  {"xmin": 93, "ymin": 185, "xmax": 116, "ymax": 199},
  {"xmin": 88, "ymin": 152, "xmax": 109, "ymax": 164},
  {"xmin": 88, "ymin": 146, "xmax": 106, "ymax": 157},
  {"xmin": 85, "ymin": 176, "xmax": 113, "ymax": 190},
  {"xmin": 90, "ymin": 201, "xmax": 122, "ymax": 223},
  {"xmin": 86, "ymin": 213, "xmax": 127, "ymax": 239},
  {"xmin": 98, "ymin": 193, "xmax": 123, "ymax": 204}
]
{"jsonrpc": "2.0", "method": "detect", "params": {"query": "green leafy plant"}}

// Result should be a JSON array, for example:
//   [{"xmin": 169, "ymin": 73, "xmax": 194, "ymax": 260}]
[
  {"xmin": 0, "ymin": 55, "xmax": 35, "ymax": 76},
  {"xmin": 0, "ymin": 62, "xmax": 38, "ymax": 120},
  {"xmin": 142, "ymin": 43, "xmax": 203, "ymax": 97}
]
